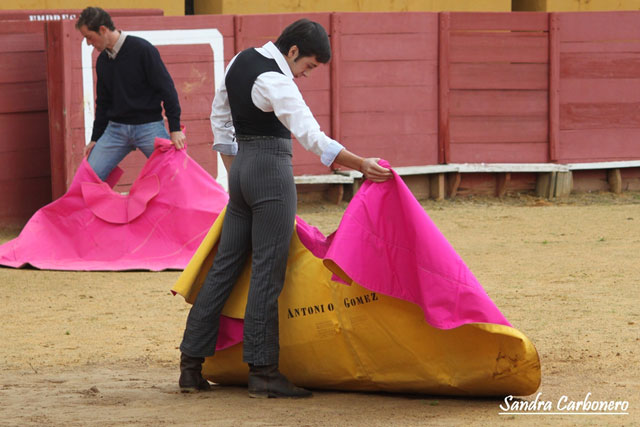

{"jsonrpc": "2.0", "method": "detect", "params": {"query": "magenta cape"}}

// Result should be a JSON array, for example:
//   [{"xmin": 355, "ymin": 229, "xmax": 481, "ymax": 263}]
[
  {"xmin": 0, "ymin": 138, "xmax": 228, "ymax": 271},
  {"xmin": 298, "ymin": 161, "xmax": 510, "ymax": 330}
]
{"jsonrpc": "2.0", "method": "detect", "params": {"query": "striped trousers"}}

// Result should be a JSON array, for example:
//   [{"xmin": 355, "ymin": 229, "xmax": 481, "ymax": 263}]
[{"xmin": 180, "ymin": 136, "xmax": 297, "ymax": 366}]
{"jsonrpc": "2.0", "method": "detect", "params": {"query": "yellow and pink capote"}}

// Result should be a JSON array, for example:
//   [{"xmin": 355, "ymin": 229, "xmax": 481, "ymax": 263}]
[{"xmin": 172, "ymin": 162, "xmax": 541, "ymax": 396}]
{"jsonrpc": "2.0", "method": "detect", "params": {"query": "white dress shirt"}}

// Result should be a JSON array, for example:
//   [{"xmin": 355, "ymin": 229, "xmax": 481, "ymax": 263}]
[{"xmin": 210, "ymin": 42, "xmax": 344, "ymax": 167}]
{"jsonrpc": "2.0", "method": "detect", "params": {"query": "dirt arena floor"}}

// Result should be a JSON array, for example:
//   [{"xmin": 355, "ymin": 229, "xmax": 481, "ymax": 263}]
[{"xmin": 1, "ymin": 191, "xmax": 639, "ymax": 426}]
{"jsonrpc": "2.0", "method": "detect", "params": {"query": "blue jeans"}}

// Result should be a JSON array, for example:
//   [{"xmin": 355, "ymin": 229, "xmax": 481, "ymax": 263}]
[{"xmin": 88, "ymin": 120, "xmax": 170, "ymax": 181}]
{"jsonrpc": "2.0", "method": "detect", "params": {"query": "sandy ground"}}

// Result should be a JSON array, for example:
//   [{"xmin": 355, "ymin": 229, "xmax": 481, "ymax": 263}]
[{"xmin": 1, "ymin": 192, "xmax": 639, "ymax": 426}]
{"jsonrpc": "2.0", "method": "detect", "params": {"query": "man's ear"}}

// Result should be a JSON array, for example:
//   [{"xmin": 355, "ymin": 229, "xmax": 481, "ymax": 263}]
[{"xmin": 287, "ymin": 45, "xmax": 299, "ymax": 61}]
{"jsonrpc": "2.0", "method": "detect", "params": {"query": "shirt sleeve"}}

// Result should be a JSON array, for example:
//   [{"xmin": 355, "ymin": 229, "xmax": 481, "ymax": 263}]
[
  {"xmin": 210, "ymin": 57, "xmax": 237, "ymax": 156},
  {"xmin": 251, "ymin": 71, "xmax": 344, "ymax": 167},
  {"xmin": 210, "ymin": 80, "xmax": 237, "ymax": 155}
]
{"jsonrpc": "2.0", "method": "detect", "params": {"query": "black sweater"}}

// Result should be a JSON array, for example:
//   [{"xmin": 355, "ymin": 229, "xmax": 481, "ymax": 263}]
[{"xmin": 91, "ymin": 35, "xmax": 181, "ymax": 142}]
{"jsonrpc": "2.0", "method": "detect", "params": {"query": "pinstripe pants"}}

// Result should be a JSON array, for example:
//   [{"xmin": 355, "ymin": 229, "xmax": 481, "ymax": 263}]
[{"xmin": 180, "ymin": 136, "xmax": 297, "ymax": 366}]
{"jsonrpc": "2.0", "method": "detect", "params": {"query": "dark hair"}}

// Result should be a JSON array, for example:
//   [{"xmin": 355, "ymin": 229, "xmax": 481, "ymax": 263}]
[
  {"xmin": 275, "ymin": 19, "xmax": 331, "ymax": 63},
  {"xmin": 75, "ymin": 7, "xmax": 115, "ymax": 32}
]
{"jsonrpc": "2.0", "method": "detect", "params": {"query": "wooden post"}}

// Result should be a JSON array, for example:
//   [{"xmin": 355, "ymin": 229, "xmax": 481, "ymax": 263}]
[
  {"xmin": 447, "ymin": 172, "xmax": 461, "ymax": 199},
  {"xmin": 430, "ymin": 173, "xmax": 445, "ymax": 201},
  {"xmin": 496, "ymin": 172, "xmax": 511, "ymax": 198},
  {"xmin": 45, "ymin": 20, "xmax": 75, "ymax": 199},
  {"xmin": 330, "ymin": 13, "xmax": 342, "ymax": 144},
  {"xmin": 607, "ymin": 169, "xmax": 622, "ymax": 194},
  {"xmin": 536, "ymin": 172, "xmax": 555, "ymax": 198},
  {"xmin": 438, "ymin": 12, "xmax": 451, "ymax": 165},
  {"xmin": 548, "ymin": 13, "xmax": 560, "ymax": 162},
  {"xmin": 555, "ymin": 171, "xmax": 572, "ymax": 198}
]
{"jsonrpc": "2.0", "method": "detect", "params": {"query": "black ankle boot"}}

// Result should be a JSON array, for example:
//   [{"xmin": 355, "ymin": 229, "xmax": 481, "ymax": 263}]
[
  {"xmin": 179, "ymin": 353, "xmax": 212, "ymax": 393},
  {"xmin": 248, "ymin": 364, "xmax": 312, "ymax": 398}
]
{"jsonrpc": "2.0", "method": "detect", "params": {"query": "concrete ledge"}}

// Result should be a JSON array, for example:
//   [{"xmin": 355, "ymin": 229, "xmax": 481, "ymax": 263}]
[{"xmin": 293, "ymin": 161, "xmax": 640, "ymax": 202}]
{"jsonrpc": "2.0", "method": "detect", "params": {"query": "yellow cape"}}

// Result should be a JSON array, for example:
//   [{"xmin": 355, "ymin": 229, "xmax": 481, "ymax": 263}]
[{"xmin": 173, "ymin": 208, "xmax": 541, "ymax": 396}]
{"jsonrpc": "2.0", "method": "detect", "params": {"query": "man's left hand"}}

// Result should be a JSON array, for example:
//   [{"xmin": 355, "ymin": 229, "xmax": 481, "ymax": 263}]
[{"xmin": 170, "ymin": 130, "xmax": 186, "ymax": 150}]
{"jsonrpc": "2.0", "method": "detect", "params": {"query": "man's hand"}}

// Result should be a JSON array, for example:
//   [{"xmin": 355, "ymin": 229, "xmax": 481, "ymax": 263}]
[
  {"xmin": 170, "ymin": 130, "xmax": 186, "ymax": 150},
  {"xmin": 361, "ymin": 158, "xmax": 392, "ymax": 183},
  {"xmin": 84, "ymin": 141, "xmax": 97, "ymax": 157}
]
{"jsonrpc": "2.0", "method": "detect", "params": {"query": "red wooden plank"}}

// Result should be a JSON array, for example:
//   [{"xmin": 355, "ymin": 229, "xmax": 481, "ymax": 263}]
[
  {"xmin": 341, "ymin": 60, "xmax": 436, "ymax": 87},
  {"xmin": 47, "ymin": 19, "xmax": 77, "ymax": 199},
  {"xmin": 557, "ymin": 12, "xmax": 640, "ymax": 43},
  {"xmin": 0, "ymin": 112, "xmax": 49, "ymax": 152},
  {"xmin": 549, "ymin": 13, "xmax": 560, "ymax": 162},
  {"xmin": 341, "ymin": 111, "xmax": 435, "ymax": 137},
  {"xmin": 560, "ymin": 78, "xmax": 640, "ymax": 103},
  {"xmin": 560, "ymin": 52, "xmax": 640, "ymax": 79},
  {"xmin": 0, "ymin": 177, "xmax": 51, "ymax": 222},
  {"xmin": 560, "ymin": 40, "xmax": 640, "ymax": 54},
  {"xmin": 449, "ymin": 142, "xmax": 549, "ymax": 163},
  {"xmin": 439, "ymin": 12, "xmax": 451, "ymax": 164},
  {"xmin": 0, "ymin": 149, "xmax": 50, "ymax": 181},
  {"xmin": 450, "ymin": 90, "xmax": 548, "ymax": 116},
  {"xmin": 330, "ymin": 13, "xmax": 342, "ymax": 142},
  {"xmin": 341, "ymin": 134, "xmax": 438, "ymax": 166},
  {"xmin": 560, "ymin": 102, "xmax": 640, "ymax": 130},
  {"xmin": 0, "ymin": 52, "xmax": 47, "ymax": 84},
  {"xmin": 340, "ymin": 33, "xmax": 437, "ymax": 61},
  {"xmin": 341, "ymin": 86, "xmax": 436, "ymax": 113},
  {"xmin": 450, "ymin": 32, "xmax": 548, "ymax": 63},
  {"xmin": 116, "ymin": 15, "xmax": 234, "ymax": 32},
  {"xmin": 0, "ymin": 81, "xmax": 48, "ymax": 114},
  {"xmin": 450, "ymin": 12, "xmax": 548, "ymax": 32},
  {"xmin": 449, "ymin": 63, "xmax": 548, "ymax": 90},
  {"xmin": 557, "ymin": 129, "xmax": 640, "ymax": 162},
  {"xmin": 450, "ymin": 116, "xmax": 548, "ymax": 143},
  {"xmin": 337, "ymin": 12, "xmax": 437, "ymax": 35},
  {"xmin": 0, "ymin": 32, "xmax": 44, "ymax": 53},
  {"xmin": 156, "ymin": 44, "xmax": 215, "ymax": 63}
]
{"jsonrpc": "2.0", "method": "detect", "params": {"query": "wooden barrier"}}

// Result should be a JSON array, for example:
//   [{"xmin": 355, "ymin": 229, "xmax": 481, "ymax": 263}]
[
  {"xmin": 439, "ymin": 12, "xmax": 550, "ymax": 164},
  {"xmin": 554, "ymin": 12, "xmax": 640, "ymax": 163},
  {"xmin": 3, "ymin": 10, "xmax": 640, "ymax": 223},
  {"xmin": 0, "ymin": 21, "xmax": 51, "ymax": 224}
]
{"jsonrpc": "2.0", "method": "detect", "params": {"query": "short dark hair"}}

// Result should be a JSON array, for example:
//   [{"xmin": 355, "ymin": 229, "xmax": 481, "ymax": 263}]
[
  {"xmin": 275, "ymin": 19, "xmax": 331, "ymax": 63},
  {"xmin": 75, "ymin": 7, "xmax": 115, "ymax": 32}
]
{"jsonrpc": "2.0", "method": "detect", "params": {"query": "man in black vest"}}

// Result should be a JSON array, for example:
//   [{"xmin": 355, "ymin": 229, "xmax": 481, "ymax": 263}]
[
  {"xmin": 76, "ymin": 7, "xmax": 186, "ymax": 181},
  {"xmin": 179, "ymin": 19, "xmax": 392, "ymax": 398}
]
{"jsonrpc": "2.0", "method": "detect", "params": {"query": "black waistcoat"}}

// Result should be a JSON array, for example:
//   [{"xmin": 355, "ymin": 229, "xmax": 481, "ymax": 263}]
[{"xmin": 225, "ymin": 48, "xmax": 291, "ymax": 139}]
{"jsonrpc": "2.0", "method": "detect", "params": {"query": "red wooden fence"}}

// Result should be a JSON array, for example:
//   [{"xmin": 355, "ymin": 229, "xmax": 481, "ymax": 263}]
[
  {"xmin": 0, "ymin": 21, "xmax": 50, "ymax": 224},
  {"xmin": 440, "ymin": 12, "xmax": 550, "ymax": 163},
  {"xmin": 555, "ymin": 12, "xmax": 640, "ymax": 163},
  {"xmin": 2, "ymin": 11, "xmax": 640, "ymax": 223}
]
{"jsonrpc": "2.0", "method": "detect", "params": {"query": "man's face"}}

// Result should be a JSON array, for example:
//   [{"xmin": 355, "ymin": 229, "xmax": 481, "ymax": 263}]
[
  {"xmin": 79, "ymin": 25, "xmax": 108, "ymax": 51},
  {"xmin": 285, "ymin": 46, "xmax": 320, "ymax": 78}
]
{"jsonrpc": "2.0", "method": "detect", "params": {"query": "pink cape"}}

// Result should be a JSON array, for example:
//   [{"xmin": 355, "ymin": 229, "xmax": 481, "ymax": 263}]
[
  {"xmin": 0, "ymin": 138, "xmax": 228, "ymax": 271},
  {"xmin": 297, "ymin": 160, "xmax": 510, "ymax": 330},
  {"xmin": 212, "ymin": 160, "xmax": 509, "ymax": 350}
]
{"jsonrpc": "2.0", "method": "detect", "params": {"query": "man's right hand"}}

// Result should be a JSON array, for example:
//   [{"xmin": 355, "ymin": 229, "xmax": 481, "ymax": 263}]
[{"xmin": 84, "ymin": 141, "xmax": 97, "ymax": 157}]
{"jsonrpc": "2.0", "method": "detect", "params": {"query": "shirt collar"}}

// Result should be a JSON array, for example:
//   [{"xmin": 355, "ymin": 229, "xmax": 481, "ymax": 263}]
[
  {"xmin": 258, "ymin": 41, "xmax": 293, "ymax": 79},
  {"xmin": 106, "ymin": 31, "xmax": 127, "ymax": 59}
]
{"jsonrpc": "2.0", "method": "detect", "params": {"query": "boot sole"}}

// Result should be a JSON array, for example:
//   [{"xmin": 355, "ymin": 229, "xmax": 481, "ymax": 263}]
[{"xmin": 249, "ymin": 391, "xmax": 312, "ymax": 399}]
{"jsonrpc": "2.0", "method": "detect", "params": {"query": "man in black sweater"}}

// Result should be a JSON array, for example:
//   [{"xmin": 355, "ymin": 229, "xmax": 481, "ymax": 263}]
[{"xmin": 76, "ymin": 7, "xmax": 186, "ymax": 181}]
